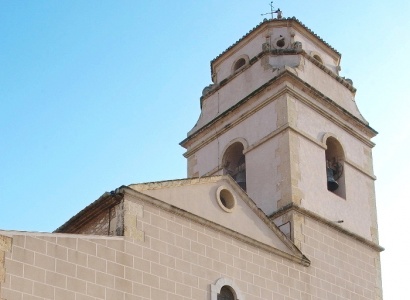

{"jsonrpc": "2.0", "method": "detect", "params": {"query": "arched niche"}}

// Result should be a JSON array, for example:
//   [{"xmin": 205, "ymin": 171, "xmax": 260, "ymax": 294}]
[
  {"xmin": 231, "ymin": 55, "xmax": 249, "ymax": 74},
  {"xmin": 311, "ymin": 51, "xmax": 324, "ymax": 64},
  {"xmin": 210, "ymin": 278, "xmax": 243, "ymax": 300}
]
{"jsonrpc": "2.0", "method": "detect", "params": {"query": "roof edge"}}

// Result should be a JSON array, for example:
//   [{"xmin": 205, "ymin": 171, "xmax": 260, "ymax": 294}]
[
  {"xmin": 129, "ymin": 176, "xmax": 222, "ymax": 191},
  {"xmin": 54, "ymin": 191, "xmax": 124, "ymax": 233},
  {"xmin": 269, "ymin": 203, "xmax": 384, "ymax": 252},
  {"xmin": 181, "ymin": 69, "xmax": 377, "ymax": 150},
  {"xmin": 123, "ymin": 181, "xmax": 311, "ymax": 266},
  {"xmin": 210, "ymin": 17, "xmax": 341, "ymax": 68}
]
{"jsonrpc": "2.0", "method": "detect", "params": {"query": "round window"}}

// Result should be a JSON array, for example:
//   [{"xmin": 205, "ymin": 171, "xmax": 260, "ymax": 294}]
[
  {"xmin": 276, "ymin": 38, "xmax": 285, "ymax": 48},
  {"xmin": 216, "ymin": 186, "xmax": 236, "ymax": 212}
]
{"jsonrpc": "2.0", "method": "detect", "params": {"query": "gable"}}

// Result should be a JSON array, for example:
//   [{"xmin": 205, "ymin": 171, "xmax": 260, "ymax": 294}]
[{"xmin": 128, "ymin": 176, "xmax": 309, "ymax": 265}]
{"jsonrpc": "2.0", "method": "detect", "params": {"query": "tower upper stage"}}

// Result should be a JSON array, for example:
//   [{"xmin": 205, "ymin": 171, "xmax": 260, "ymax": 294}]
[{"xmin": 185, "ymin": 18, "xmax": 371, "ymax": 140}]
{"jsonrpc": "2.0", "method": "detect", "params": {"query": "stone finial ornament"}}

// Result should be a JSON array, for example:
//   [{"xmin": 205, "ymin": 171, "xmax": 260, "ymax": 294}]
[
  {"xmin": 262, "ymin": 42, "xmax": 271, "ymax": 51},
  {"xmin": 292, "ymin": 41, "xmax": 303, "ymax": 52},
  {"xmin": 202, "ymin": 84, "xmax": 215, "ymax": 96}
]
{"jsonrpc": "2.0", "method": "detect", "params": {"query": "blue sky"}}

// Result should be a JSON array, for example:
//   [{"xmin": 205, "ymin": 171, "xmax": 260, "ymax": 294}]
[{"xmin": 1, "ymin": 1, "xmax": 409, "ymax": 298}]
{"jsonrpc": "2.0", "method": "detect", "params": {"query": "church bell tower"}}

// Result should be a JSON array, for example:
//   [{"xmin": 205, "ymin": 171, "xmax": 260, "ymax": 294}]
[{"xmin": 180, "ymin": 16, "xmax": 383, "ymax": 299}]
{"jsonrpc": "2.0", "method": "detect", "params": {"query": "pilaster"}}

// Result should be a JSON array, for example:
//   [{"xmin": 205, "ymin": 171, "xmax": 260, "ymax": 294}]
[{"xmin": 0, "ymin": 234, "xmax": 12, "ymax": 300}]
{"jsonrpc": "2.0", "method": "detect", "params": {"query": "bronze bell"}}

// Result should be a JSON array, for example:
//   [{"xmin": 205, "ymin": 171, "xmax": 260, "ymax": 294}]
[
  {"xmin": 235, "ymin": 166, "xmax": 247, "ymax": 191},
  {"xmin": 327, "ymin": 167, "xmax": 339, "ymax": 191}
]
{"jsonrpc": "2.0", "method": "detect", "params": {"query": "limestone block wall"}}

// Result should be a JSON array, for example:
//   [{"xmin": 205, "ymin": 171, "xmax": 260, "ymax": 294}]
[
  {"xmin": 1, "ymin": 233, "xmax": 129, "ymax": 300},
  {"xmin": 299, "ymin": 216, "xmax": 383, "ymax": 300},
  {"xmin": 1, "ymin": 196, "xmax": 381, "ymax": 300}
]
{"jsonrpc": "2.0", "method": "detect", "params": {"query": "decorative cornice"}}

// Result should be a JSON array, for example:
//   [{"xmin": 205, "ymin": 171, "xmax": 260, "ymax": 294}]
[
  {"xmin": 244, "ymin": 122, "xmax": 290, "ymax": 154},
  {"xmin": 284, "ymin": 84, "xmax": 376, "ymax": 146},
  {"xmin": 181, "ymin": 70, "xmax": 376, "ymax": 157},
  {"xmin": 203, "ymin": 49, "xmax": 353, "ymax": 105},
  {"xmin": 244, "ymin": 123, "xmax": 376, "ymax": 180},
  {"xmin": 344, "ymin": 157, "xmax": 377, "ymax": 180},
  {"xmin": 202, "ymin": 122, "xmax": 375, "ymax": 181},
  {"xmin": 182, "ymin": 86, "xmax": 287, "ymax": 157},
  {"xmin": 303, "ymin": 53, "xmax": 355, "ymax": 92},
  {"xmin": 269, "ymin": 203, "xmax": 384, "ymax": 252}
]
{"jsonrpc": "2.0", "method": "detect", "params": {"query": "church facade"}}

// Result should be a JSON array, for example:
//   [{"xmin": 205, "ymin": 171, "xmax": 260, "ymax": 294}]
[{"xmin": 0, "ymin": 17, "xmax": 383, "ymax": 300}]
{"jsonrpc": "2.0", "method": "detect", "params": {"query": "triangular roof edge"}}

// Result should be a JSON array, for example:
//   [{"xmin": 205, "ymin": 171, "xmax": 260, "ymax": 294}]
[
  {"xmin": 129, "ymin": 176, "xmax": 222, "ymax": 191},
  {"xmin": 54, "ymin": 192, "xmax": 123, "ymax": 233},
  {"xmin": 53, "ymin": 176, "xmax": 310, "ymax": 266},
  {"xmin": 54, "ymin": 177, "xmax": 221, "ymax": 233},
  {"xmin": 122, "ymin": 184, "xmax": 311, "ymax": 266},
  {"xmin": 219, "ymin": 176, "xmax": 308, "ymax": 260},
  {"xmin": 211, "ymin": 17, "xmax": 341, "ymax": 68}
]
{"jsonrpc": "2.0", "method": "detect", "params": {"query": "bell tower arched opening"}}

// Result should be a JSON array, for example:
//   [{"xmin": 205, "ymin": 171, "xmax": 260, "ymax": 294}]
[
  {"xmin": 325, "ymin": 136, "xmax": 346, "ymax": 199},
  {"xmin": 222, "ymin": 142, "xmax": 246, "ymax": 191}
]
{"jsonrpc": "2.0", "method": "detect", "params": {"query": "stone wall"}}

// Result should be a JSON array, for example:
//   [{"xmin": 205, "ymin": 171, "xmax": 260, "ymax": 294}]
[
  {"xmin": 300, "ymin": 216, "xmax": 383, "ymax": 300},
  {"xmin": 1, "ymin": 194, "xmax": 382, "ymax": 299}
]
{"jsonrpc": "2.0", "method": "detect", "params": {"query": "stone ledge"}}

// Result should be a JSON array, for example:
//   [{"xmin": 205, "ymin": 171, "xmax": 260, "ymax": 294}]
[{"xmin": 182, "ymin": 69, "xmax": 376, "ymax": 155}]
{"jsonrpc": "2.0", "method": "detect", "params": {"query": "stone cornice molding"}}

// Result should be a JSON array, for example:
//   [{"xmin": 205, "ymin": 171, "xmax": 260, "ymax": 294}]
[
  {"xmin": 302, "ymin": 53, "xmax": 355, "ymax": 92},
  {"xmin": 182, "ymin": 72, "xmax": 375, "ymax": 159},
  {"xmin": 187, "ymin": 125, "xmax": 376, "ymax": 182},
  {"xmin": 284, "ymin": 80, "xmax": 376, "ymax": 145},
  {"xmin": 182, "ymin": 86, "xmax": 288, "ymax": 157},
  {"xmin": 244, "ymin": 122, "xmax": 290, "ymax": 154},
  {"xmin": 244, "ymin": 123, "xmax": 376, "ymax": 180},
  {"xmin": 203, "ymin": 49, "xmax": 354, "ymax": 105},
  {"xmin": 269, "ymin": 203, "xmax": 384, "ymax": 252}
]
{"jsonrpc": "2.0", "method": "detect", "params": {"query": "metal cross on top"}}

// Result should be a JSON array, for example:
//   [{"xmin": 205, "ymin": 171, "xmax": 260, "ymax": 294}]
[{"xmin": 261, "ymin": 1, "xmax": 283, "ymax": 19}]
